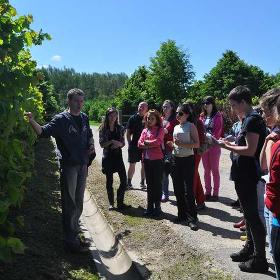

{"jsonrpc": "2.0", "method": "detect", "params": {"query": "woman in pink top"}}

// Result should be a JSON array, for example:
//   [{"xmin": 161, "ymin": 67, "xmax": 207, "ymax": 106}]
[
  {"xmin": 200, "ymin": 96, "xmax": 224, "ymax": 201},
  {"xmin": 138, "ymin": 109, "xmax": 164, "ymax": 217}
]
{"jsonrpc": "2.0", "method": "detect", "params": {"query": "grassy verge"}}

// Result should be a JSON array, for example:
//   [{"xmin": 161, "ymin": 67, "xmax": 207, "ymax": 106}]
[
  {"xmin": 87, "ymin": 161, "xmax": 232, "ymax": 280},
  {"xmin": 89, "ymin": 120, "xmax": 101, "ymax": 127},
  {"xmin": 1, "ymin": 139, "xmax": 99, "ymax": 280}
]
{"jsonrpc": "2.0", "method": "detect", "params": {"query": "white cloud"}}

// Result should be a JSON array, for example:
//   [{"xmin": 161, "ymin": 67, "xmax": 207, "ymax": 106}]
[
  {"xmin": 51, "ymin": 55, "xmax": 62, "ymax": 62},
  {"xmin": 36, "ymin": 64, "xmax": 49, "ymax": 69}
]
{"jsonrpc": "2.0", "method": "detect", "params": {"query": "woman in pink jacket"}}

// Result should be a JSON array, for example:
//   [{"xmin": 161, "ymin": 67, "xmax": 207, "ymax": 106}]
[
  {"xmin": 200, "ymin": 96, "xmax": 224, "ymax": 201},
  {"xmin": 138, "ymin": 109, "xmax": 164, "ymax": 217}
]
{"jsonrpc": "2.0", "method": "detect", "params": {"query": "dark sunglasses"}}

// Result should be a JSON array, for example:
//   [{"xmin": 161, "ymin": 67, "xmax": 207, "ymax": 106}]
[{"xmin": 176, "ymin": 111, "xmax": 184, "ymax": 116}]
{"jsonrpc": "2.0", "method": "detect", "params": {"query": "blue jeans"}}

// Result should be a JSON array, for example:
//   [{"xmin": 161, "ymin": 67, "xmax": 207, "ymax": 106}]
[
  {"xmin": 257, "ymin": 180, "xmax": 265, "ymax": 226},
  {"xmin": 162, "ymin": 171, "xmax": 169, "ymax": 198},
  {"xmin": 264, "ymin": 206, "xmax": 274, "ymax": 255}
]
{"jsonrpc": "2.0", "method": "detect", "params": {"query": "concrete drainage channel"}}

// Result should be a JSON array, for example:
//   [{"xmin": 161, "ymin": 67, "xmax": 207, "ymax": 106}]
[{"xmin": 81, "ymin": 188, "xmax": 144, "ymax": 280}]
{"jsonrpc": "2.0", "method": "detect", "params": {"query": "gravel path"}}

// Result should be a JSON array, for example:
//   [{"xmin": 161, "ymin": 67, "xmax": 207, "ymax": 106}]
[{"xmin": 91, "ymin": 126, "xmax": 276, "ymax": 279}]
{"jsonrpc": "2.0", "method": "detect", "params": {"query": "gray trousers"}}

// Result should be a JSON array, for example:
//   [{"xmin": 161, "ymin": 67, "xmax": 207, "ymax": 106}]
[{"xmin": 60, "ymin": 164, "xmax": 88, "ymax": 245}]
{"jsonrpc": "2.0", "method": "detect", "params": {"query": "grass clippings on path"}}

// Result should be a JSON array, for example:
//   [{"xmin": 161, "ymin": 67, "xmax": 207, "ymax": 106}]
[
  {"xmin": 87, "ymin": 161, "xmax": 232, "ymax": 280},
  {"xmin": 1, "ymin": 139, "xmax": 98, "ymax": 280}
]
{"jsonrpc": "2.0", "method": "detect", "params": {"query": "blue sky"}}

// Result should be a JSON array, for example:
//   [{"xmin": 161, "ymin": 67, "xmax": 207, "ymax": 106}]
[{"xmin": 11, "ymin": 0, "xmax": 280, "ymax": 80}]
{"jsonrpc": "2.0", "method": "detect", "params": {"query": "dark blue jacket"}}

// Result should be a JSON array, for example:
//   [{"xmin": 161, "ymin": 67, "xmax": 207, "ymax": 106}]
[{"xmin": 40, "ymin": 111, "xmax": 92, "ymax": 166}]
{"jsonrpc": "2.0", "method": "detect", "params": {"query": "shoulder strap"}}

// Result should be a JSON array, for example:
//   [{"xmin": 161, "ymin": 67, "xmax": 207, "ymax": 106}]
[{"xmin": 205, "ymin": 113, "xmax": 216, "ymax": 132}]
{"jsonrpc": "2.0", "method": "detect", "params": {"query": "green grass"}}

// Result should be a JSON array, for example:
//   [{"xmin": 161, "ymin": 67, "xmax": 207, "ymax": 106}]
[
  {"xmin": 123, "ymin": 215, "xmax": 149, "ymax": 227},
  {"xmin": 1, "ymin": 139, "xmax": 99, "ymax": 280},
  {"xmin": 89, "ymin": 120, "xmax": 101, "ymax": 126}
]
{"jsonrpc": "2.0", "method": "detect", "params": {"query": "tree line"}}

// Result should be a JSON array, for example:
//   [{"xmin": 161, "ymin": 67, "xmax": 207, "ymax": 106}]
[{"xmin": 39, "ymin": 40, "xmax": 280, "ymax": 122}]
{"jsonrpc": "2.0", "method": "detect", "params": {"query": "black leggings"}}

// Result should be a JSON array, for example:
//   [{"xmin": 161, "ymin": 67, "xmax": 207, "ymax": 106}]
[
  {"xmin": 235, "ymin": 180, "xmax": 266, "ymax": 257},
  {"xmin": 105, "ymin": 160, "xmax": 127, "ymax": 206},
  {"xmin": 144, "ymin": 159, "xmax": 163, "ymax": 209}
]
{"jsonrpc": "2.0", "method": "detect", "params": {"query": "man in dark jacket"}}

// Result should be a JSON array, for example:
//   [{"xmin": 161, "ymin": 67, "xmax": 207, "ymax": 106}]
[{"xmin": 25, "ymin": 88, "xmax": 95, "ymax": 253}]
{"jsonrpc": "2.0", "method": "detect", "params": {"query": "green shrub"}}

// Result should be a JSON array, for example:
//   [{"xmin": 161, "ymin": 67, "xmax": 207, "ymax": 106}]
[
  {"xmin": 0, "ymin": 1, "xmax": 50, "ymax": 262},
  {"xmin": 84, "ymin": 98, "xmax": 116, "ymax": 122}
]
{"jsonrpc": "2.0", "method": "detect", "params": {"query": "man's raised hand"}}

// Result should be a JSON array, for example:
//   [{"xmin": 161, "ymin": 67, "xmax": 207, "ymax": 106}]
[{"xmin": 24, "ymin": 112, "xmax": 34, "ymax": 122}]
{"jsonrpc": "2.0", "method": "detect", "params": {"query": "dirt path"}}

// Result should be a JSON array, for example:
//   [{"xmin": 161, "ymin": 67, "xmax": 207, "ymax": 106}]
[
  {"xmin": 87, "ymin": 161, "xmax": 231, "ymax": 280},
  {"xmin": 90, "ymin": 126, "xmax": 276, "ymax": 279}
]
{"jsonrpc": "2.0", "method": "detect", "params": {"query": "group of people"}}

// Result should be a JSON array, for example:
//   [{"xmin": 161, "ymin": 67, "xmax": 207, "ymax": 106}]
[
  {"xmin": 99, "ymin": 98, "xmax": 224, "ymax": 231},
  {"xmin": 25, "ymin": 86, "xmax": 280, "ymax": 278}
]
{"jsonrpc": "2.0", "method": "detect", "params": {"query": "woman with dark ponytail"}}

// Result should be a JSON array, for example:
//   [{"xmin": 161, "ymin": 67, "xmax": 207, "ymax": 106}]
[{"xmin": 168, "ymin": 103, "xmax": 200, "ymax": 230}]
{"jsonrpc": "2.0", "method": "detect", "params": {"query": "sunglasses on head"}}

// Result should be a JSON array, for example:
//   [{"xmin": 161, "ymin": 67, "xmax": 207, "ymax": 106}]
[
  {"xmin": 203, "ymin": 101, "xmax": 211, "ymax": 105},
  {"xmin": 176, "ymin": 111, "xmax": 184, "ymax": 116}
]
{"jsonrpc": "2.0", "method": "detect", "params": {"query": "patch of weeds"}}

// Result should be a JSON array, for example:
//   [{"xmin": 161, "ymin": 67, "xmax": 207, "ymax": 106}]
[
  {"xmin": 69, "ymin": 269, "xmax": 99, "ymax": 280},
  {"xmin": 1, "ymin": 139, "xmax": 99, "ymax": 280}
]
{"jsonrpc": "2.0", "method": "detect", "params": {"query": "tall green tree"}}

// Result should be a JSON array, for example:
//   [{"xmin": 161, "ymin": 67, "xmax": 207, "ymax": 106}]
[
  {"xmin": 146, "ymin": 40, "xmax": 194, "ymax": 104},
  {"xmin": 37, "ymin": 77, "xmax": 60, "ymax": 120},
  {"xmin": 190, "ymin": 50, "xmax": 274, "ymax": 101},
  {"xmin": 272, "ymin": 73, "xmax": 280, "ymax": 87},
  {"xmin": 115, "ymin": 66, "xmax": 149, "ymax": 113}
]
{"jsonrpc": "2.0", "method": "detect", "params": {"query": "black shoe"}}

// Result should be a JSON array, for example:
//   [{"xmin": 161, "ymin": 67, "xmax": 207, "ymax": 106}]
[
  {"xmin": 239, "ymin": 255, "xmax": 268, "ymax": 273},
  {"xmin": 211, "ymin": 195, "xmax": 219, "ymax": 202},
  {"xmin": 79, "ymin": 239, "xmax": 91, "ymax": 248},
  {"xmin": 126, "ymin": 183, "xmax": 133, "ymax": 190},
  {"xmin": 173, "ymin": 217, "xmax": 187, "ymax": 224},
  {"xmin": 205, "ymin": 194, "xmax": 212, "ymax": 201},
  {"xmin": 117, "ymin": 203, "xmax": 131, "ymax": 211},
  {"xmin": 65, "ymin": 242, "xmax": 88, "ymax": 253},
  {"xmin": 196, "ymin": 203, "xmax": 206, "ymax": 211},
  {"xmin": 152, "ymin": 208, "xmax": 162, "ymax": 218},
  {"xmin": 108, "ymin": 205, "xmax": 114, "ymax": 211},
  {"xmin": 188, "ymin": 221, "xmax": 198, "ymax": 231},
  {"xmin": 231, "ymin": 199, "xmax": 240, "ymax": 208},
  {"xmin": 143, "ymin": 209, "xmax": 154, "ymax": 217},
  {"xmin": 230, "ymin": 243, "xmax": 254, "ymax": 262},
  {"xmin": 140, "ymin": 183, "xmax": 147, "ymax": 190}
]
